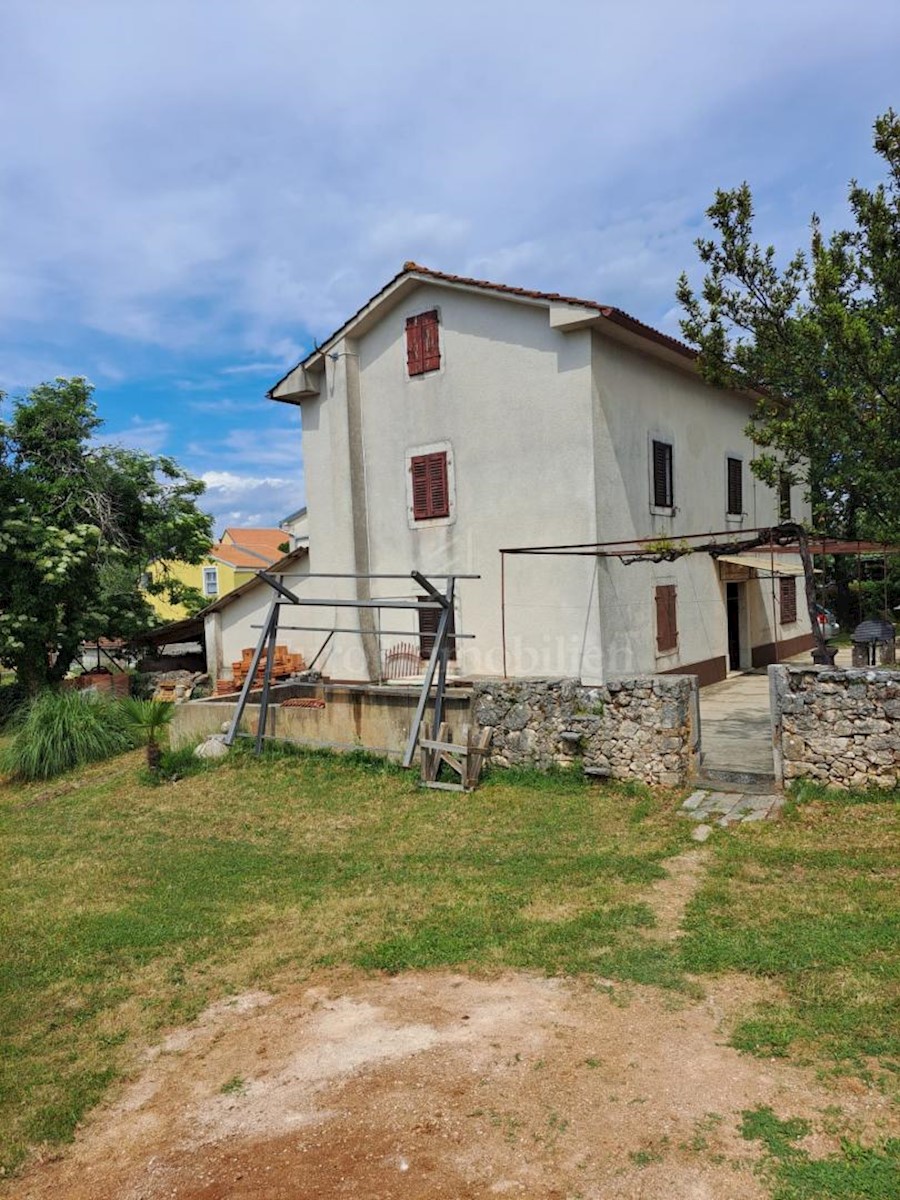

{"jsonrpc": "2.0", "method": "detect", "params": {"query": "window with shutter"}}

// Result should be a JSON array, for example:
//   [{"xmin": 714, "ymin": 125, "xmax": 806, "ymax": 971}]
[
  {"xmin": 652, "ymin": 440, "xmax": 674, "ymax": 509},
  {"xmin": 778, "ymin": 471, "xmax": 792, "ymax": 521},
  {"xmin": 779, "ymin": 576, "xmax": 797, "ymax": 625},
  {"xmin": 727, "ymin": 457, "xmax": 743, "ymax": 515},
  {"xmin": 406, "ymin": 310, "xmax": 440, "ymax": 376},
  {"xmin": 409, "ymin": 451, "xmax": 449, "ymax": 520},
  {"xmin": 418, "ymin": 597, "xmax": 457, "ymax": 660},
  {"xmin": 655, "ymin": 584, "xmax": 677, "ymax": 653}
]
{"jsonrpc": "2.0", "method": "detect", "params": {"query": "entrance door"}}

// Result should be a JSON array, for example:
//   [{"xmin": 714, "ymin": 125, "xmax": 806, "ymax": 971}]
[{"xmin": 726, "ymin": 582, "xmax": 742, "ymax": 671}]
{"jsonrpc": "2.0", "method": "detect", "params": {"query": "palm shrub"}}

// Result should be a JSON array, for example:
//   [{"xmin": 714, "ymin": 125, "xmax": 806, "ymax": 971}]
[
  {"xmin": 0, "ymin": 690, "xmax": 133, "ymax": 781},
  {"xmin": 120, "ymin": 698, "xmax": 175, "ymax": 773}
]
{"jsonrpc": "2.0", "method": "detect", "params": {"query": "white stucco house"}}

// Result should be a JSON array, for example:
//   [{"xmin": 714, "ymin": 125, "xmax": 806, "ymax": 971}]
[
  {"xmin": 279, "ymin": 506, "xmax": 309, "ymax": 552},
  {"xmin": 253, "ymin": 263, "xmax": 811, "ymax": 688}
]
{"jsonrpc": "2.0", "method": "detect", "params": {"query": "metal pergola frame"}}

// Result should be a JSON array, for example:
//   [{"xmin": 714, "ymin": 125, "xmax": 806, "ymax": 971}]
[
  {"xmin": 497, "ymin": 526, "xmax": 900, "ymax": 676},
  {"xmin": 223, "ymin": 569, "xmax": 478, "ymax": 768}
]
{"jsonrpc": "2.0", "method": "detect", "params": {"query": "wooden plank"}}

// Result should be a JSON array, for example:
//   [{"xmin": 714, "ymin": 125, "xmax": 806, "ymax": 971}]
[
  {"xmin": 419, "ymin": 739, "xmax": 470, "ymax": 754},
  {"xmin": 421, "ymin": 722, "xmax": 450, "ymax": 782},
  {"xmin": 438, "ymin": 752, "xmax": 464, "ymax": 777},
  {"xmin": 422, "ymin": 779, "xmax": 467, "ymax": 793},
  {"xmin": 465, "ymin": 728, "xmax": 492, "ymax": 789}
]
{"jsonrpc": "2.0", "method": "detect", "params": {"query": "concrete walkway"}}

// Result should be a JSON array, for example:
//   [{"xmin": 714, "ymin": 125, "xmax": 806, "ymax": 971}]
[
  {"xmin": 698, "ymin": 646, "xmax": 852, "ymax": 780},
  {"xmin": 699, "ymin": 671, "xmax": 774, "ymax": 776}
]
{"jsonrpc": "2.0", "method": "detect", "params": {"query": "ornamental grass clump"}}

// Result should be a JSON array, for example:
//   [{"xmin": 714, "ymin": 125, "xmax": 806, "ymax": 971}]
[{"xmin": 0, "ymin": 689, "xmax": 133, "ymax": 781}]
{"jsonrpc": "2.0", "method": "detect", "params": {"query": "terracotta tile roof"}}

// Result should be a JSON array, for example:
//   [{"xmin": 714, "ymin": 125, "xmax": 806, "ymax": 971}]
[
  {"xmin": 403, "ymin": 264, "xmax": 695, "ymax": 358},
  {"xmin": 212, "ymin": 527, "xmax": 287, "ymax": 569},
  {"xmin": 201, "ymin": 545, "xmax": 310, "ymax": 614},
  {"xmin": 269, "ymin": 262, "xmax": 695, "ymax": 398}
]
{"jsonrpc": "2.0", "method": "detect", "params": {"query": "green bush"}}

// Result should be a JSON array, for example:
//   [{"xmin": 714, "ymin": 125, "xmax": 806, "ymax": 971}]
[
  {"xmin": 0, "ymin": 681, "xmax": 27, "ymax": 730},
  {"xmin": 0, "ymin": 690, "xmax": 134, "ymax": 781}
]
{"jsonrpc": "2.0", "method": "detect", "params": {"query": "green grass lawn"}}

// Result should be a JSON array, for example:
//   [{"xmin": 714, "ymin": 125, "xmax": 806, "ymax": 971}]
[
  {"xmin": 1, "ymin": 744, "xmax": 898, "ymax": 1190},
  {"xmin": 680, "ymin": 783, "xmax": 900, "ymax": 1081},
  {"xmin": 0, "ymin": 746, "xmax": 691, "ymax": 1174}
]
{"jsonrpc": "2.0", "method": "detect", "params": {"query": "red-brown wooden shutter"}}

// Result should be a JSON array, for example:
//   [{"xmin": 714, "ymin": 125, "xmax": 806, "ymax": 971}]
[
  {"xmin": 410, "ymin": 451, "xmax": 449, "ymax": 520},
  {"xmin": 421, "ymin": 311, "xmax": 441, "ymax": 371},
  {"xmin": 410, "ymin": 455, "xmax": 429, "ymax": 519},
  {"xmin": 668, "ymin": 586, "xmax": 678, "ymax": 648},
  {"xmin": 779, "ymin": 576, "xmax": 797, "ymax": 624},
  {"xmin": 406, "ymin": 310, "xmax": 439, "ymax": 376},
  {"xmin": 727, "ymin": 457, "xmax": 743, "ymax": 515},
  {"xmin": 418, "ymin": 597, "xmax": 457, "ymax": 659},
  {"xmin": 406, "ymin": 316, "xmax": 424, "ymax": 375},
  {"xmin": 427, "ymin": 451, "xmax": 449, "ymax": 517},
  {"xmin": 655, "ymin": 584, "xmax": 677, "ymax": 652}
]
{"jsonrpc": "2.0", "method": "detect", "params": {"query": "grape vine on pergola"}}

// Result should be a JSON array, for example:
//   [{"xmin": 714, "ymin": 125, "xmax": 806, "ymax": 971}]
[{"xmin": 498, "ymin": 523, "xmax": 900, "ymax": 677}]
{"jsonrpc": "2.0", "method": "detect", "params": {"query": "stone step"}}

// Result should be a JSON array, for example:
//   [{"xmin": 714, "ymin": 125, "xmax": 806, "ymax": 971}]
[
  {"xmin": 693, "ymin": 767, "xmax": 777, "ymax": 793},
  {"xmin": 681, "ymin": 788, "xmax": 785, "ymax": 829}
]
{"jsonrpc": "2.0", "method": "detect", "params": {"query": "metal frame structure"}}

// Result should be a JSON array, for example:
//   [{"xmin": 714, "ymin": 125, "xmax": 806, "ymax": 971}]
[
  {"xmin": 498, "ymin": 527, "xmax": 900, "ymax": 677},
  {"xmin": 223, "ymin": 570, "xmax": 478, "ymax": 768}
]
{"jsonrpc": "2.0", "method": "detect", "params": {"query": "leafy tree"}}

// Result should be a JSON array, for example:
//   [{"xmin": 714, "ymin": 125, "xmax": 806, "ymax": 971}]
[
  {"xmin": 677, "ymin": 111, "xmax": 900, "ymax": 636},
  {"xmin": 0, "ymin": 378, "xmax": 212, "ymax": 692}
]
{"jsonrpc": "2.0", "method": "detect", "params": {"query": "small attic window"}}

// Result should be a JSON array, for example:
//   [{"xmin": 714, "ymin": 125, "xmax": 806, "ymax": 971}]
[{"xmin": 406, "ymin": 310, "xmax": 440, "ymax": 376}]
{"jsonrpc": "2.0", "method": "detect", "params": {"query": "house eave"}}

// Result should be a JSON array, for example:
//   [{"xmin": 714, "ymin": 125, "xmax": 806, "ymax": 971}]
[
  {"xmin": 267, "ymin": 262, "xmax": 702, "ymax": 402},
  {"xmin": 270, "ymin": 363, "xmax": 323, "ymax": 404}
]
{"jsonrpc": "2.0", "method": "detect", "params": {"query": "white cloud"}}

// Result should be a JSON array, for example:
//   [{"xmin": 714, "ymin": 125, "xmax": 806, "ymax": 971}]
[
  {"xmin": 199, "ymin": 469, "xmax": 302, "ymax": 533},
  {"xmin": 187, "ymin": 396, "xmax": 270, "ymax": 415},
  {"xmin": 103, "ymin": 417, "xmax": 171, "ymax": 454},
  {"xmin": 220, "ymin": 361, "xmax": 292, "ymax": 376},
  {"xmin": 0, "ymin": 0, "xmax": 897, "ymax": 374}
]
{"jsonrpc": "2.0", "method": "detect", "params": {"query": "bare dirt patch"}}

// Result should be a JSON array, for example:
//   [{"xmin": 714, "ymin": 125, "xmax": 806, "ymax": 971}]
[
  {"xmin": 11, "ymin": 970, "xmax": 896, "ymax": 1200},
  {"xmin": 643, "ymin": 849, "xmax": 707, "ymax": 941}
]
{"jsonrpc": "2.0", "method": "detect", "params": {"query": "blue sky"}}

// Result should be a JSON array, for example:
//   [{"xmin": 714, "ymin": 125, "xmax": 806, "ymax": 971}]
[{"xmin": 1, "ymin": 1, "xmax": 898, "ymax": 532}]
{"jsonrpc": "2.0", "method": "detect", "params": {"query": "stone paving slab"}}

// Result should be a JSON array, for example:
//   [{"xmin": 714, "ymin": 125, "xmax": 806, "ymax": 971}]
[{"xmin": 681, "ymin": 789, "xmax": 784, "ymax": 827}]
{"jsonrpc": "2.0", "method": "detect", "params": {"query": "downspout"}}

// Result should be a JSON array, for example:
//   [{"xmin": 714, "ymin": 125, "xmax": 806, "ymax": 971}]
[{"xmin": 343, "ymin": 338, "xmax": 382, "ymax": 681}]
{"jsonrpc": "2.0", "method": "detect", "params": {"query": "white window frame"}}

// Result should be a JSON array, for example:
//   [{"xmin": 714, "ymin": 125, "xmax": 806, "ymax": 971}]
[
  {"xmin": 405, "ymin": 440, "xmax": 456, "ymax": 529},
  {"xmin": 202, "ymin": 567, "xmax": 219, "ymax": 597}
]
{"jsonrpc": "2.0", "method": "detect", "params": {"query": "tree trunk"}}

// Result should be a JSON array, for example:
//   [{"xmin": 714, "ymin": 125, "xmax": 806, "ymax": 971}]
[
  {"xmin": 795, "ymin": 525, "xmax": 833, "ymax": 663},
  {"xmin": 47, "ymin": 632, "xmax": 83, "ymax": 687},
  {"xmin": 147, "ymin": 740, "xmax": 161, "ymax": 773}
]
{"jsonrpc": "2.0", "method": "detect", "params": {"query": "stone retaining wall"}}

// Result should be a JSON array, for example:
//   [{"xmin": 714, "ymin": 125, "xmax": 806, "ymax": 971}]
[
  {"xmin": 472, "ymin": 676, "xmax": 699, "ymax": 786},
  {"xmin": 770, "ymin": 664, "xmax": 900, "ymax": 789}
]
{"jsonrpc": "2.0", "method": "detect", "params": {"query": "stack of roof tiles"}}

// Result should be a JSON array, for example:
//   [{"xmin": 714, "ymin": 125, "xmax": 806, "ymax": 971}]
[{"xmin": 217, "ymin": 645, "xmax": 306, "ymax": 693}]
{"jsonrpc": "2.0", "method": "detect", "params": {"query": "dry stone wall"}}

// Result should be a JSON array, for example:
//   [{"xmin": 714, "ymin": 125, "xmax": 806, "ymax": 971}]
[
  {"xmin": 770, "ymin": 664, "xmax": 900, "ymax": 789},
  {"xmin": 472, "ymin": 676, "xmax": 698, "ymax": 786}
]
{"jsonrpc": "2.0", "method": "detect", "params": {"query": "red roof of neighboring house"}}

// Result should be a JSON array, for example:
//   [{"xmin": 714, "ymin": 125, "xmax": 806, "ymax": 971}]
[
  {"xmin": 212, "ymin": 528, "xmax": 287, "ymax": 569},
  {"xmin": 269, "ymin": 262, "xmax": 695, "ymax": 399}
]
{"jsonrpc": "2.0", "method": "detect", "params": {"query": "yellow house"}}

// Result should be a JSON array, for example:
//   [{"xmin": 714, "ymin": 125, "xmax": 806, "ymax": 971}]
[{"xmin": 146, "ymin": 527, "xmax": 288, "ymax": 622}]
